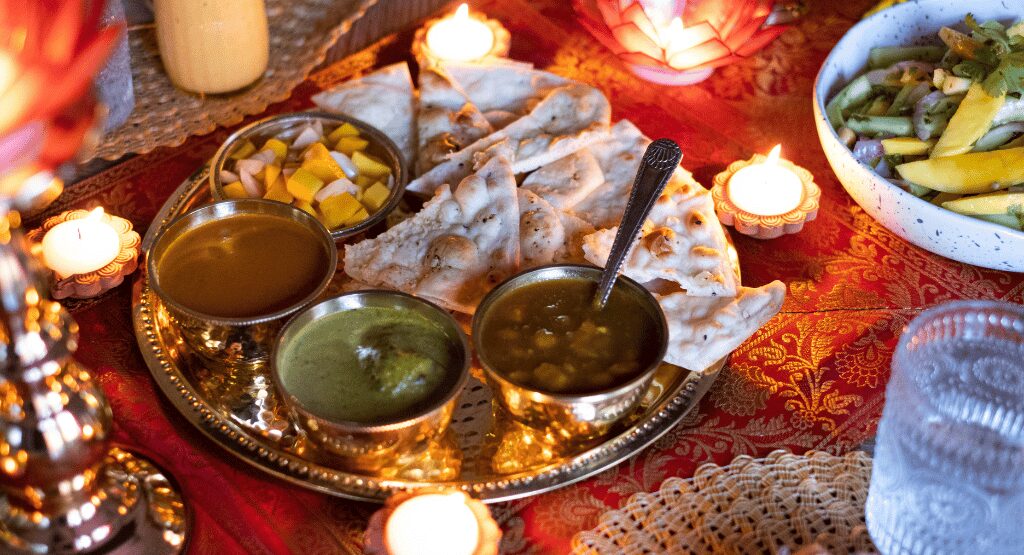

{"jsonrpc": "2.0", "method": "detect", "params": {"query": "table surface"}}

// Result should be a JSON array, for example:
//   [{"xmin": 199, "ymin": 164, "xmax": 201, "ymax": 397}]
[{"xmin": 48, "ymin": 0, "xmax": 1024, "ymax": 553}]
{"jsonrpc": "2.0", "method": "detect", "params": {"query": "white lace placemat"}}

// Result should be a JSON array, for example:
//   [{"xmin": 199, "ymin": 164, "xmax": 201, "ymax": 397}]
[
  {"xmin": 89, "ymin": 0, "xmax": 378, "ymax": 161},
  {"xmin": 572, "ymin": 450, "xmax": 878, "ymax": 554}
]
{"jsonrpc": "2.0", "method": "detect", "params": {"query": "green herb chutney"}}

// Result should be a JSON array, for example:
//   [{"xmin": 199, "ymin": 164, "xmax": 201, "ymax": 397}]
[{"xmin": 278, "ymin": 306, "xmax": 456, "ymax": 424}]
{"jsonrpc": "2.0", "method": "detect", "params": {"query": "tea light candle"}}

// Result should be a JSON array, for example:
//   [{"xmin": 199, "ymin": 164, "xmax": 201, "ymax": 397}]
[
  {"xmin": 427, "ymin": 4, "xmax": 493, "ymax": 63},
  {"xmin": 26, "ymin": 208, "xmax": 142, "ymax": 299},
  {"xmin": 386, "ymin": 493, "xmax": 479, "ymax": 555},
  {"xmin": 711, "ymin": 145, "xmax": 821, "ymax": 239},
  {"xmin": 41, "ymin": 207, "xmax": 120, "ymax": 277},
  {"xmin": 413, "ymin": 4, "xmax": 510, "ymax": 67},
  {"xmin": 726, "ymin": 145, "xmax": 804, "ymax": 216},
  {"xmin": 365, "ymin": 491, "xmax": 501, "ymax": 555}
]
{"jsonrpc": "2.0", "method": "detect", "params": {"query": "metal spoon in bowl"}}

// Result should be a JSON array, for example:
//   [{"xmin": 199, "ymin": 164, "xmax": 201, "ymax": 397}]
[{"xmin": 592, "ymin": 138, "xmax": 682, "ymax": 310}]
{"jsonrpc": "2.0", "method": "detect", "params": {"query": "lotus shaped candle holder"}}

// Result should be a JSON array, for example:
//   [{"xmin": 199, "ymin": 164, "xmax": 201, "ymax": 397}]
[{"xmin": 574, "ymin": 0, "xmax": 792, "ymax": 85}]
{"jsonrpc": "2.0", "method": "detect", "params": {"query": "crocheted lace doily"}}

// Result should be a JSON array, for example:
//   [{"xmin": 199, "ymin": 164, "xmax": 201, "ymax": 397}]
[
  {"xmin": 89, "ymin": 0, "xmax": 378, "ymax": 161},
  {"xmin": 573, "ymin": 450, "xmax": 877, "ymax": 554}
]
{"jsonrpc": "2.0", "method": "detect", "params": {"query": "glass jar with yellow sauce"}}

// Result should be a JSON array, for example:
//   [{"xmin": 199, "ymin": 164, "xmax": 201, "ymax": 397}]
[{"xmin": 153, "ymin": 0, "xmax": 269, "ymax": 94}]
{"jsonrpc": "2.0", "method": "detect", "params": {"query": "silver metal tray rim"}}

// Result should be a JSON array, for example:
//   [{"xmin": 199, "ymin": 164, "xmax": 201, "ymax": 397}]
[{"xmin": 131, "ymin": 167, "xmax": 725, "ymax": 503}]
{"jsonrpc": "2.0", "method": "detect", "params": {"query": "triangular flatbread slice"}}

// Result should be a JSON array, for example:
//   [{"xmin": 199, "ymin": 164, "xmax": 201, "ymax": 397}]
[
  {"xmin": 518, "ymin": 189, "xmax": 595, "ymax": 269},
  {"xmin": 582, "ymin": 181, "xmax": 738, "ymax": 297},
  {"xmin": 570, "ymin": 119, "xmax": 650, "ymax": 229},
  {"xmin": 558, "ymin": 212, "xmax": 597, "ymax": 264},
  {"xmin": 407, "ymin": 83, "xmax": 612, "ymax": 195},
  {"xmin": 573, "ymin": 119, "xmax": 705, "ymax": 230},
  {"xmin": 343, "ymin": 154, "xmax": 519, "ymax": 313},
  {"xmin": 443, "ymin": 60, "xmax": 570, "ymax": 127},
  {"xmin": 311, "ymin": 62, "xmax": 416, "ymax": 165},
  {"xmin": 520, "ymin": 149, "xmax": 604, "ymax": 211},
  {"xmin": 415, "ymin": 68, "xmax": 493, "ymax": 176},
  {"xmin": 658, "ymin": 281, "xmax": 785, "ymax": 372}
]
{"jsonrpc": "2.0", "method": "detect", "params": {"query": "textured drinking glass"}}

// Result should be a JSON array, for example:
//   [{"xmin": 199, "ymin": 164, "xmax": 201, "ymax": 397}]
[
  {"xmin": 866, "ymin": 301, "xmax": 1024, "ymax": 555},
  {"xmin": 96, "ymin": 0, "xmax": 135, "ymax": 131}
]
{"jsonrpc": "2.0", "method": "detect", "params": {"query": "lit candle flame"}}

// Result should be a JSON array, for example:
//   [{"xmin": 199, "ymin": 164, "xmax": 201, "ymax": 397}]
[
  {"xmin": 41, "ymin": 207, "xmax": 120, "ymax": 277},
  {"xmin": 0, "ymin": 52, "xmax": 15, "ymax": 93},
  {"xmin": 658, "ymin": 17, "xmax": 686, "ymax": 51},
  {"xmin": 386, "ymin": 493, "xmax": 480, "ymax": 555},
  {"xmin": 425, "ymin": 2, "xmax": 494, "ymax": 63},
  {"xmin": 726, "ymin": 144, "xmax": 803, "ymax": 217},
  {"xmin": 85, "ymin": 207, "xmax": 105, "ymax": 222},
  {"xmin": 641, "ymin": 0, "xmax": 681, "ymax": 27},
  {"xmin": 658, "ymin": 16, "xmax": 714, "ymax": 59}
]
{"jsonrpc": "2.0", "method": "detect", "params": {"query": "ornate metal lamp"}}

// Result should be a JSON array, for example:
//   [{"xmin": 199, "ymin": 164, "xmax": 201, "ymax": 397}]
[{"xmin": 0, "ymin": 1, "xmax": 189, "ymax": 552}]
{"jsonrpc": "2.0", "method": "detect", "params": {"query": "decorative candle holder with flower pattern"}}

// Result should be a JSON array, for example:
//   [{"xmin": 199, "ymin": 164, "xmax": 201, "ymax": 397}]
[
  {"xmin": 711, "ymin": 151, "xmax": 820, "ymax": 239},
  {"xmin": 27, "ymin": 209, "xmax": 141, "ymax": 299},
  {"xmin": 413, "ymin": 4, "xmax": 511, "ymax": 68},
  {"xmin": 574, "ymin": 0, "xmax": 789, "ymax": 85},
  {"xmin": 364, "ymin": 490, "xmax": 501, "ymax": 555}
]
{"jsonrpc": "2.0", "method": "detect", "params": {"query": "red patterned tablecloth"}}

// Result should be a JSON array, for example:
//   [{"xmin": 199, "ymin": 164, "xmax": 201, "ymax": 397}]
[{"xmin": 46, "ymin": 1, "xmax": 1023, "ymax": 553}]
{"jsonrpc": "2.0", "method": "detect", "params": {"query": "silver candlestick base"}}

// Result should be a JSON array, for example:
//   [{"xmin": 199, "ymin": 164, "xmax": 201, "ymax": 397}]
[{"xmin": 0, "ymin": 220, "xmax": 189, "ymax": 554}]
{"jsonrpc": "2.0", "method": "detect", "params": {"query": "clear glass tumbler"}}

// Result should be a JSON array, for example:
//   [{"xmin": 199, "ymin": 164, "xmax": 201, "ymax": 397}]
[{"xmin": 866, "ymin": 300, "xmax": 1024, "ymax": 554}]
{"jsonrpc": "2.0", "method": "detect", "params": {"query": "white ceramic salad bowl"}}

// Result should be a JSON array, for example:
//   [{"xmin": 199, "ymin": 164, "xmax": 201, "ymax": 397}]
[{"xmin": 813, "ymin": 0, "xmax": 1024, "ymax": 273}]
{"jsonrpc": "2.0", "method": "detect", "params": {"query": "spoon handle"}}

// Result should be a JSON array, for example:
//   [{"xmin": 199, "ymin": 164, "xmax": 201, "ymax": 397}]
[{"xmin": 593, "ymin": 138, "xmax": 682, "ymax": 310}]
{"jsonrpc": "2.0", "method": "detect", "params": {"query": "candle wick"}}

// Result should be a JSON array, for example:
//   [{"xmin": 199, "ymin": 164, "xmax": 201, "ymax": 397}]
[{"xmin": 78, "ymin": 228, "xmax": 82, "ymax": 241}]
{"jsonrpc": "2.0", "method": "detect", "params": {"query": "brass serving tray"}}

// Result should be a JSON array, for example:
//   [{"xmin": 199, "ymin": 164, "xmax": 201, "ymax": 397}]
[{"xmin": 131, "ymin": 167, "xmax": 730, "ymax": 503}]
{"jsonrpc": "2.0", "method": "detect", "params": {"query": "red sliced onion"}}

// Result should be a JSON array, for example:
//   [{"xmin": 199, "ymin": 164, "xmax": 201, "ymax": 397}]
[
  {"xmin": 906, "ymin": 82, "xmax": 932, "ymax": 106},
  {"xmin": 875, "ymin": 157, "xmax": 892, "ymax": 179},
  {"xmin": 865, "ymin": 69, "xmax": 889, "ymax": 85},
  {"xmin": 853, "ymin": 139, "xmax": 884, "ymax": 163},
  {"xmin": 866, "ymin": 61, "xmax": 935, "ymax": 85},
  {"xmin": 914, "ymin": 91, "xmax": 949, "ymax": 140}
]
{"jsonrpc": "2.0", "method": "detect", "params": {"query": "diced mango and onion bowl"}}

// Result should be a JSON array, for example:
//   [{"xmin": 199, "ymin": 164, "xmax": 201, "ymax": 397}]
[
  {"xmin": 216, "ymin": 118, "xmax": 396, "ymax": 232},
  {"xmin": 826, "ymin": 15, "xmax": 1024, "ymax": 231}
]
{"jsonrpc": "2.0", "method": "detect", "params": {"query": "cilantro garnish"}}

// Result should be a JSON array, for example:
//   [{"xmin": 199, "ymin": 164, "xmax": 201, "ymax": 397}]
[{"xmin": 952, "ymin": 14, "xmax": 1024, "ymax": 97}]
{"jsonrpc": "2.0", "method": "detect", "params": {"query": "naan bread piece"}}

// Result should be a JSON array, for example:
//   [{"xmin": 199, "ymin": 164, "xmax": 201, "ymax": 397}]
[
  {"xmin": 558, "ymin": 211, "xmax": 596, "ymax": 264},
  {"xmin": 416, "ymin": 68, "xmax": 493, "ymax": 176},
  {"xmin": 582, "ymin": 182, "xmax": 738, "ymax": 297},
  {"xmin": 570, "ymin": 119, "xmax": 649, "ymax": 229},
  {"xmin": 343, "ymin": 154, "xmax": 519, "ymax": 313},
  {"xmin": 481, "ymin": 110, "xmax": 519, "ymax": 130},
  {"xmin": 573, "ymin": 119, "xmax": 704, "ymax": 229},
  {"xmin": 519, "ymin": 189, "xmax": 565, "ymax": 269},
  {"xmin": 332, "ymin": 278, "xmax": 387, "ymax": 295},
  {"xmin": 518, "ymin": 190, "xmax": 595, "ymax": 269},
  {"xmin": 407, "ymin": 83, "xmax": 612, "ymax": 195},
  {"xmin": 520, "ymin": 149, "xmax": 604, "ymax": 210},
  {"xmin": 311, "ymin": 63, "xmax": 416, "ymax": 164},
  {"xmin": 658, "ymin": 281, "xmax": 785, "ymax": 372},
  {"xmin": 443, "ymin": 60, "xmax": 570, "ymax": 122}
]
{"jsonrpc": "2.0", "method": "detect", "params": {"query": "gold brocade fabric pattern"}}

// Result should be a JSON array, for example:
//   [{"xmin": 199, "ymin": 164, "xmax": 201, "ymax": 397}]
[{"xmin": 50, "ymin": 0, "xmax": 1023, "ymax": 553}]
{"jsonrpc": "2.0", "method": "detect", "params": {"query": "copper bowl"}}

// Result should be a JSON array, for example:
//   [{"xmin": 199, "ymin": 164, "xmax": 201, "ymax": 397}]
[
  {"xmin": 147, "ymin": 199, "xmax": 337, "ymax": 367},
  {"xmin": 271, "ymin": 291, "xmax": 470, "ymax": 473},
  {"xmin": 472, "ymin": 264, "xmax": 669, "ymax": 441},
  {"xmin": 209, "ymin": 111, "xmax": 408, "ymax": 242}
]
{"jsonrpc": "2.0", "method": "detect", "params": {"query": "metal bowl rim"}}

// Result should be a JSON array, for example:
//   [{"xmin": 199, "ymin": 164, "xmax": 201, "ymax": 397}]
[
  {"xmin": 471, "ymin": 263, "xmax": 670, "ymax": 403},
  {"xmin": 270, "ymin": 290, "xmax": 472, "ymax": 433},
  {"xmin": 208, "ymin": 110, "xmax": 408, "ymax": 241},
  {"xmin": 146, "ymin": 198, "xmax": 338, "ymax": 326}
]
